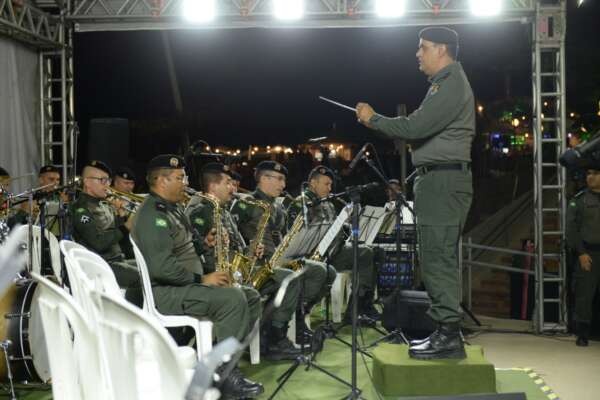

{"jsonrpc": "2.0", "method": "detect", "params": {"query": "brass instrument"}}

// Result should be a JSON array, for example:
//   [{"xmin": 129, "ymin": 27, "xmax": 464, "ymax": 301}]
[
  {"xmin": 184, "ymin": 187, "xmax": 242, "ymax": 287},
  {"xmin": 106, "ymin": 188, "xmax": 145, "ymax": 213},
  {"xmin": 252, "ymin": 212, "xmax": 305, "ymax": 290},
  {"xmin": 230, "ymin": 197, "xmax": 270, "ymax": 285}
]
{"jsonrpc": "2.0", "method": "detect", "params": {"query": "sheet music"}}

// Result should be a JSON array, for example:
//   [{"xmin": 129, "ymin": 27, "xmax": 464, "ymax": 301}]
[
  {"xmin": 315, "ymin": 203, "xmax": 352, "ymax": 258},
  {"xmin": 378, "ymin": 201, "xmax": 415, "ymax": 235}
]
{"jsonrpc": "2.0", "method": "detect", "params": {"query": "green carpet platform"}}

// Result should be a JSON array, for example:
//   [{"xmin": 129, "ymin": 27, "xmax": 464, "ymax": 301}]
[
  {"xmin": 371, "ymin": 344, "xmax": 495, "ymax": 397},
  {"xmin": 0, "ymin": 326, "xmax": 559, "ymax": 400}
]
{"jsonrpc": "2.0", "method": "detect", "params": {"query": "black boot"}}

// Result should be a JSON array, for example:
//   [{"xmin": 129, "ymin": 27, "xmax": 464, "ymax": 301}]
[
  {"xmin": 263, "ymin": 323, "xmax": 302, "ymax": 361},
  {"xmin": 576, "ymin": 322, "xmax": 590, "ymax": 347},
  {"xmin": 216, "ymin": 364, "xmax": 264, "ymax": 399},
  {"xmin": 409, "ymin": 322, "xmax": 466, "ymax": 360},
  {"xmin": 360, "ymin": 291, "xmax": 382, "ymax": 321},
  {"xmin": 409, "ymin": 325, "xmax": 440, "ymax": 347},
  {"xmin": 295, "ymin": 306, "xmax": 314, "ymax": 346}
]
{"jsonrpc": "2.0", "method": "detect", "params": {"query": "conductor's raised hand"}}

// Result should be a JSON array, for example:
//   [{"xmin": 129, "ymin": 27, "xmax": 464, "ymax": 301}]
[{"xmin": 356, "ymin": 102, "xmax": 375, "ymax": 127}]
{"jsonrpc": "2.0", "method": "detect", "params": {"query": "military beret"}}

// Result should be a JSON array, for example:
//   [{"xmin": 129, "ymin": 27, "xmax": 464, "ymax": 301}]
[
  {"xmin": 419, "ymin": 26, "xmax": 459, "ymax": 46},
  {"xmin": 39, "ymin": 165, "xmax": 60, "ymax": 175},
  {"xmin": 147, "ymin": 154, "xmax": 186, "ymax": 171},
  {"xmin": 308, "ymin": 165, "xmax": 335, "ymax": 181},
  {"xmin": 0, "ymin": 166, "xmax": 9, "ymax": 177},
  {"xmin": 201, "ymin": 162, "xmax": 232, "ymax": 176},
  {"xmin": 230, "ymin": 171, "xmax": 242, "ymax": 182},
  {"xmin": 256, "ymin": 160, "xmax": 288, "ymax": 177},
  {"xmin": 85, "ymin": 160, "xmax": 112, "ymax": 176},
  {"xmin": 115, "ymin": 166, "xmax": 136, "ymax": 181}
]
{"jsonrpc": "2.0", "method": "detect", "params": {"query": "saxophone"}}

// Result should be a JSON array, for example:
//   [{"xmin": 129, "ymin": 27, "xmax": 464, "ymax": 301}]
[
  {"xmin": 230, "ymin": 196, "xmax": 270, "ymax": 284},
  {"xmin": 267, "ymin": 213, "xmax": 305, "ymax": 272},
  {"xmin": 184, "ymin": 188, "xmax": 241, "ymax": 287}
]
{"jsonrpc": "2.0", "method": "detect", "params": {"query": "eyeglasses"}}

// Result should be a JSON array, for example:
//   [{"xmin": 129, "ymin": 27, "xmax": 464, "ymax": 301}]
[
  {"xmin": 86, "ymin": 176, "xmax": 111, "ymax": 185},
  {"xmin": 264, "ymin": 174, "xmax": 286, "ymax": 183}
]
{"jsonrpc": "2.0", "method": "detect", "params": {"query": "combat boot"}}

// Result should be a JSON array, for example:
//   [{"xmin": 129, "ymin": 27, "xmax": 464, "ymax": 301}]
[
  {"xmin": 576, "ymin": 322, "xmax": 590, "ymax": 347},
  {"xmin": 409, "ymin": 322, "xmax": 466, "ymax": 360},
  {"xmin": 263, "ymin": 323, "xmax": 302, "ymax": 361}
]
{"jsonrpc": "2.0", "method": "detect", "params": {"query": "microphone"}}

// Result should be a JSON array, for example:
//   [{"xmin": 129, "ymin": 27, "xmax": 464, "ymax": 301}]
[{"xmin": 349, "ymin": 143, "xmax": 370, "ymax": 170}]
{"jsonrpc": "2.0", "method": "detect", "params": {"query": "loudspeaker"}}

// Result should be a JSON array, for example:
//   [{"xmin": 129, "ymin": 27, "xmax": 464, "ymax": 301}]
[
  {"xmin": 87, "ymin": 118, "xmax": 130, "ymax": 169},
  {"xmin": 382, "ymin": 290, "xmax": 437, "ymax": 336},
  {"xmin": 394, "ymin": 393, "xmax": 526, "ymax": 400}
]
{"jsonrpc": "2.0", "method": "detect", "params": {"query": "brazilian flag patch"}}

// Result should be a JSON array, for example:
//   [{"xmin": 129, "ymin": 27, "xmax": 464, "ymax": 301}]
[
  {"xmin": 238, "ymin": 202, "xmax": 247, "ymax": 210},
  {"xmin": 76, "ymin": 207, "xmax": 86, "ymax": 213},
  {"xmin": 570, "ymin": 201, "xmax": 576, "ymax": 207},
  {"xmin": 194, "ymin": 218, "xmax": 205, "ymax": 226},
  {"xmin": 155, "ymin": 218, "xmax": 168, "ymax": 228}
]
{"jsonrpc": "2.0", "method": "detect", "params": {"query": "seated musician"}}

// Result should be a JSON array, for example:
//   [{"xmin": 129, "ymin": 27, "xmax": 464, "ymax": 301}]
[
  {"xmin": 187, "ymin": 162, "xmax": 302, "ymax": 360},
  {"xmin": 131, "ymin": 155, "xmax": 263, "ymax": 398},
  {"xmin": 231, "ymin": 161, "xmax": 332, "ymax": 346},
  {"xmin": 111, "ymin": 166, "xmax": 138, "ymax": 258},
  {"xmin": 288, "ymin": 166, "xmax": 381, "ymax": 324},
  {"xmin": 69, "ymin": 160, "xmax": 138, "ymax": 287}
]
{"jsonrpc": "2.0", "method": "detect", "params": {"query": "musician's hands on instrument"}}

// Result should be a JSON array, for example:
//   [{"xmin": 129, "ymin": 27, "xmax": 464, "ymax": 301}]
[
  {"xmin": 124, "ymin": 212, "xmax": 135, "ymax": 231},
  {"xmin": 202, "ymin": 271, "xmax": 230, "ymax": 287},
  {"xmin": 356, "ymin": 102, "xmax": 375, "ymax": 127},
  {"xmin": 204, "ymin": 228, "xmax": 217, "ymax": 248},
  {"xmin": 255, "ymin": 243, "xmax": 265, "ymax": 259},
  {"xmin": 108, "ymin": 198, "xmax": 129, "ymax": 217}
]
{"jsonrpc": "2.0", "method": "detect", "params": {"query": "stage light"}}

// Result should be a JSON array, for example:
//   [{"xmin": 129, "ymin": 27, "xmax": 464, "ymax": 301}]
[
  {"xmin": 577, "ymin": 0, "xmax": 584, "ymax": 7},
  {"xmin": 470, "ymin": 0, "xmax": 501, "ymax": 17},
  {"xmin": 274, "ymin": 0, "xmax": 304, "ymax": 20},
  {"xmin": 183, "ymin": 0, "xmax": 216, "ymax": 23},
  {"xmin": 376, "ymin": 0, "xmax": 406, "ymax": 18}
]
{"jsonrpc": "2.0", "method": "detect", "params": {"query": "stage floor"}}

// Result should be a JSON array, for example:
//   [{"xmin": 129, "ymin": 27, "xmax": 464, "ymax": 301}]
[{"xmin": 3, "ymin": 317, "xmax": 596, "ymax": 399}]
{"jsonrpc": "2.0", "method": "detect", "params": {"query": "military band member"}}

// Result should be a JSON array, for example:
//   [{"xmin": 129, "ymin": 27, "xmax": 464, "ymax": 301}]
[
  {"xmin": 231, "ymin": 161, "xmax": 330, "ymax": 345},
  {"xmin": 69, "ymin": 160, "xmax": 138, "ymax": 287},
  {"xmin": 186, "ymin": 162, "xmax": 302, "ymax": 359},
  {"xmin": 566, "ymin": 166, "xmax": 600, "ymax": 347},
  {"xmin": 112, "ymin": 166, "xmax": 136, "ymax": 193},
  {"xmin": 356, "ymin": 27, "xmax": 474, "ymax": 359},
  {"xmin": 131, "ymin": 155, "xmax": 263, "ymax": 398},
  {"xmin": 288, "ymin": 166, "xmax": 380, "ymax": 324}
]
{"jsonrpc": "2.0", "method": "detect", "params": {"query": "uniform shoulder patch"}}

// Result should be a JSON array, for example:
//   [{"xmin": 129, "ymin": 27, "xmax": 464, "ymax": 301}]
[
  {"xmin": 193, "ymin": 217, "xmax": 205, "ymax": 226},
  {"xmin": 569, "ymin": 201, "xmax": 577, "ymax": 208},
  {"xmin": 80, "ymin": 215, "xmax": 91, "ymax": 224},
  {"xmin": 430, "ymin": 84, "xmax": 440, "ymax": 95},
  {"xmin": 76, "ymin": 207, "xmax": 86, "ymax": 213},
  {"xmin": 155, "ymin": 202, "xmax": 167, "ymax": 212},
  {"xmin": 155, "ymin": 218, "xmax": 168, "ymax": 228},
  {"xmin": 238, "ymin": 202, "xmax": 247, "ymax": 210}
]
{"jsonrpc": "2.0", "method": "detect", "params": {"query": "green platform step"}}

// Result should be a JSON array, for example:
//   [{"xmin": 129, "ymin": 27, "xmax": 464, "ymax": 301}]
[{"xmin": 372, "ymin": 344, "xmax": 496, "ymax": 397}]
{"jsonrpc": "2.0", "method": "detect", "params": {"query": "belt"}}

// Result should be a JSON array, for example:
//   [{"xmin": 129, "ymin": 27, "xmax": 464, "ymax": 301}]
[
  {"xmin": 584, "ymin": 241, "xmax": 600, "ymax": 252},
  {"xmin": 416, "ymin": 162, "xmax": 471, "ymax": 175}
]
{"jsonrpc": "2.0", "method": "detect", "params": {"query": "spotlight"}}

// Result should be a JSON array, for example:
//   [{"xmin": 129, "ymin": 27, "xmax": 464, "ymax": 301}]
[
  {"xmin": 274, "ymin": 0, "xmax": 304, "ymax": 20},
  {"xmin": 470, "ymin": 0, "xmax": 501, "ymax": 17},
  {"xmin": 577, "ymin": 0, "xmax": 584, "ymax": 7},
  {"xmin": 183, "ymin": 0, "xmax": 216, "ymax": 23},
  {"xmin": 376, "ymin": 0, "xmax": 406, "ymax": 18}
]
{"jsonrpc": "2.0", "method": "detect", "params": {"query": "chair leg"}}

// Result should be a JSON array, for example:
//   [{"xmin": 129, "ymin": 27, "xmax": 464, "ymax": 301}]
[{"xmin": 250, "ymin": 320, "xmax": 261, "ymax": 364}]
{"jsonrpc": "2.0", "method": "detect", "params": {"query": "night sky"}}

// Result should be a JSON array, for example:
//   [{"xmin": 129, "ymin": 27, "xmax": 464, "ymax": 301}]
[{"xmin": 73, "ymin": 0, "xmax": 600, "ymax": 150}]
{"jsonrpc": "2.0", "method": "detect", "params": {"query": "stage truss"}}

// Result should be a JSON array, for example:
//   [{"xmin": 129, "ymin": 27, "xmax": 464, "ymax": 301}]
[{"xmin": 0, "ymin": 0, "xmax": 567, "ymax": 333}]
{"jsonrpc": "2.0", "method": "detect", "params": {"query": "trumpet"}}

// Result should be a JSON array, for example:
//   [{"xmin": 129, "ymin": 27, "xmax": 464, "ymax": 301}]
[{"xmin": 106, "ymin": 188, "xmax": 145, "ymax": 213}]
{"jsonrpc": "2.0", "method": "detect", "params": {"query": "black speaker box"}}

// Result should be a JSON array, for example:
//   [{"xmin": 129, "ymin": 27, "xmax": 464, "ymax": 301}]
[
  {"xmin": 382, "ymin": 290, "xmax": 437, "ymax": 336},
  {"xmin": 87, "ymin": 118, "xmax": 130, "ymax": 169},
  {"xmin": 394, "ymin": 393, "xmax": 526, "ymax": 400}
]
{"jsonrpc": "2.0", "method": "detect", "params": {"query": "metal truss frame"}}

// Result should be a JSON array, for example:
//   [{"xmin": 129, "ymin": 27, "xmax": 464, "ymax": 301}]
[
  {"xmin": 0, "ymin": 0, "xmax": 62, "ymax": 47},
  {"xmin": 69, "ymin": 0, "xmax": 536, "ymax": 31}
]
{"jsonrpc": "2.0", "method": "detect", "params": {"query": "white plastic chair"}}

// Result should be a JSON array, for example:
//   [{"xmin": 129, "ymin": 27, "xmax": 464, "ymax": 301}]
[
  {"xmin": 95, "ymin": 289, "xmax": 192, "ymax": 400},
  {"xmin": 322, "ymin": 272, "xmax": 352, "ymax": 323},
  {"xmin": 32, "ymin": 272, "xmax": 113, "ymax": 400},
  {"xmin": 130, "ymin": 236, "xmax": 213, "ymax": 360},
  {"xmin": 15, "ymin": 225, "xmax": 63, "ymax": 283}
]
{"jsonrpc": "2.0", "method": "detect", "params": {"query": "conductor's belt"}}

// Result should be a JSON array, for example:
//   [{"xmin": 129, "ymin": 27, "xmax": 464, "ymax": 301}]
[{"xmin": 416, "ymin": 162, "xmax": 471, "ymax": 176}]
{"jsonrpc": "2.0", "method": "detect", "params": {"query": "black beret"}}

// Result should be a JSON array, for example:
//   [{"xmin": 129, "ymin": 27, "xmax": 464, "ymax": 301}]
[
  {"xmin": 115, "ymin": 166, "xmax": 136, "ymax": 181},
  {"xmin": 255, "ymin": 161, "xmax": 288, "ymax": 177},
  {"xmin": 308, "ymin": 166, "xmax": 335, "ymax": 181},
  {"xmin": 0, "ymin": 166, "xmax": 9, "ymax": 177},
  {"xmin": 39, "ymin": 165, "xmax": 60, "ymax": 175},
  {"xmin": 230, "ymin": 171, "xmax": 242, "ymax": 181},
  {"xmin": 147, "ymin": 154, "xmax": 186, "ymax": 171},
  {"xmin": 85, "ymin": 160, "xmax": 112, "ymax": 176},
  {"xmin": 419, "ymin": 26, "xmax": 459, "ymax": 46},
  {"xmin": 201, "ymin": 162, "xmax": 232, "ymax": 176}
]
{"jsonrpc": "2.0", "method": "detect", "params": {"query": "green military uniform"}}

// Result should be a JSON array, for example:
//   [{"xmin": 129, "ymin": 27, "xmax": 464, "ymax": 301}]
[
  {"xmin": 132, "ymin": 191, "xmax": 259, "ymax": 342},
  {"xmin": 70, "ymin": 192, "xmax": 139, "ymax": 287},
  {"xmin": 566, "ymin": 189, "xmax": 600, "ymax": 332},
  {"xmin": 231, "ymin": 188, "xmax": 330, "ymax": 309},
  {"xmin": 368, "ymin": 60, "xmax": 475, "ymax": 325}
]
